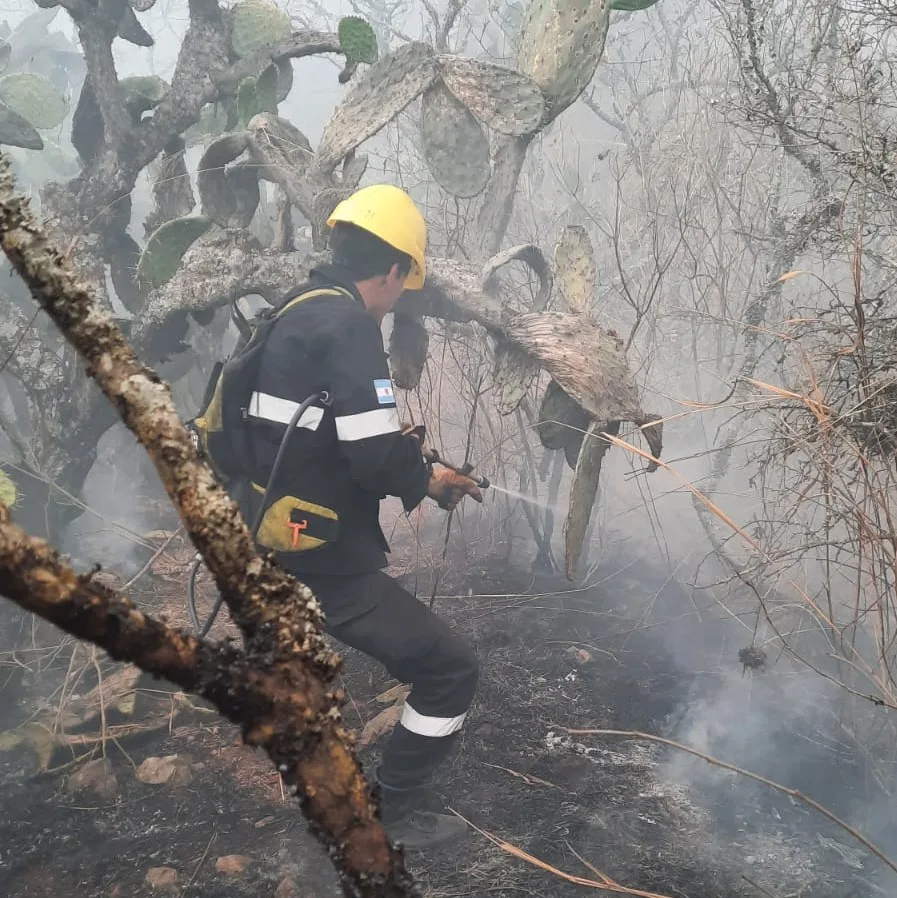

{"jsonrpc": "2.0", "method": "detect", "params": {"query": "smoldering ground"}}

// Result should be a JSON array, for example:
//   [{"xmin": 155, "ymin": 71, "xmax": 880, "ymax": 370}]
[{"xmin": 1, "ymin": 434, "xmax": 894, "ymax": 898}]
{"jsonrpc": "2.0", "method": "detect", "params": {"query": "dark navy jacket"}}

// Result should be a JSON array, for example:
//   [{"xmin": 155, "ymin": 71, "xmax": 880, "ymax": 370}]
[{"xmin": 242, "ymin": 263, "xmax": 430, "ymax": 581}]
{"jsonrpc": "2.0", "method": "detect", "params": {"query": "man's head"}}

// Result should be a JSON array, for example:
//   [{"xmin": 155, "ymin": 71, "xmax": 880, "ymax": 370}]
[{"xmin": 326, "ymin": 184, "xmax": 427, "ymax": 322}]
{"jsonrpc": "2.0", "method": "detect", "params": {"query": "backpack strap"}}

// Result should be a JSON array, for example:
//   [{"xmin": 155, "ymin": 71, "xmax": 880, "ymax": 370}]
[{"xmin": 274, "ymin": 283, "xmax": 356, "ymax": 319}]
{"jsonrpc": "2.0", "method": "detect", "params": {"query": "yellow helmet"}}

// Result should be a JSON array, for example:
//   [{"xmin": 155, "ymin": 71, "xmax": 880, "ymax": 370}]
[{"xmin": 327, "ymin": 184, "xmax": 427, "ymax": 290}]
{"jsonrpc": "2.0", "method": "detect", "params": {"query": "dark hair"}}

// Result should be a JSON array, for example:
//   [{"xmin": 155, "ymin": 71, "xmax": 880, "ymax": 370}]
[{"xmin": 328, "ymin": 221, "xmax": 413, "ymax": 281}]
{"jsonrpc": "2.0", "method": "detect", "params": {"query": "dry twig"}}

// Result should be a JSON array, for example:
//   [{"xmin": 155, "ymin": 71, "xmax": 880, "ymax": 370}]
[{"xmin": 450, "ymin": 809, "xmax": 674, "ymax": 898}]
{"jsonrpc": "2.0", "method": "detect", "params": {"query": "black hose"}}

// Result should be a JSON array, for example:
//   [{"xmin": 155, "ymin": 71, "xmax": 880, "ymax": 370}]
[{"xmin": 188, "ymin": 391, "xmax": 329, "ymax": 638}]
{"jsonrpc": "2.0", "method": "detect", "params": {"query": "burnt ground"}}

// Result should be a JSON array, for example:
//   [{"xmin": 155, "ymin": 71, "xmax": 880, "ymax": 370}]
[{"xmin": 0, "ymin": 549, "xmax": 892, "ymax": 898}]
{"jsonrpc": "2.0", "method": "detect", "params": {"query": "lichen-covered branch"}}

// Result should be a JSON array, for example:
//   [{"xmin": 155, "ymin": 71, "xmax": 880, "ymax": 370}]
[{"xmin": 0, "ymin": 156, "xmax": 417, "ymax": 898}]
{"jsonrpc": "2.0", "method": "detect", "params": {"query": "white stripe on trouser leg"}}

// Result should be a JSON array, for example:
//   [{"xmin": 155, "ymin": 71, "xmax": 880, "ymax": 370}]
[
  {"xmin": 248, "ymin": 391, "xmax": 325, "ymax": 430},
  {"xmin": 335, "ymin": 407, "xmax": 400, "ymax": 441},
  {"xmin": 400, "ymin": 702, "xmax": 467, "ymax": 738}
]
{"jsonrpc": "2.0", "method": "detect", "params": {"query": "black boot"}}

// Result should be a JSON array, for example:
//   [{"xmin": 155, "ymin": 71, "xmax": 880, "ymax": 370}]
[{"xmin": 377, "ymin": 776, "xmax": 468, "ymax": 851}]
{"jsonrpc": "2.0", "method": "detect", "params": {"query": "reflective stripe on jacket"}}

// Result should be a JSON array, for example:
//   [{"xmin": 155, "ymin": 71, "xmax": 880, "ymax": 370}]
[{"xmin": 243, "ymin": 263, "xmax": 430, "ymax": 577}]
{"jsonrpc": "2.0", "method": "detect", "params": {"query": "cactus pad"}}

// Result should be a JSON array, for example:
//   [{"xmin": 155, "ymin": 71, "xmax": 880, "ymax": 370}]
[
  {"xmin": 537, "ymin": 378, "xmax": 591, "ymax": 466},
  {"xmin": 316, "ymin": 41, "xmax": 438, "ymax": 171},
  {"xmin": 117, "ymin": 4, "xmax": 153, "ymax": 47},
  {"xmin": 197, "ymin": 133, "xmax": 261, "ymax": 229},
  {"xmin": 421, "ymin": 81, "xmax": 490, "ymax": 198},
  {"xmin": 237, "ymin": 69, "xmax": 277, "ymax": 126},
  {"xmin": 273, "ymin": 58, "xmax": 293, "ymax": 101},
  {"xmin": 609, "ymin": 0, "xmax": 660, "ymax": 9},
  {"xmin": 516, "ymin": 0, "xmax": 612, "ymax": 121},
  {"xmin": 564, "ymin": 419, "xmax": 619, "ymax": 579},
  {"xmin": 338, "ymin": 16, "xmax": 378, "ymax": 65},
  {"xmin": 342, "ymin": 150, "xmax": 369, "ymax": 188},
  {"xmin": 0, "ymin": 74, "xmax": 66, "ymax": 130},
  {"xmin": 438, "ymin": 55, "xmax": 545, "ymax": 136},
  {"xmin": 389, "ymin": 310, "xmax": 429, "ymax": 389},
  {"xmin": 184, "ymin": 103, "xmax": 230, "ymax": 147},
  {"xmin": 0, "ymin": 104, "xmax": 42, "ymax": 149},
  {"xmin": 119, "ymin": 75, "xmax": 168, "ymax": 117},
  {"xmin": 0, "ymin": 469, "xmax": 17, "ymax": 508},
  {"xmin": 554, "ymin": 224, "xmax": 596, "ymax": 315},
  {"xmin": 137, "ymin": 215, "xmax": 212, "ymax": 290},
  {"xmin": 230, "ymin": 0, "xmax": 291, "ymax": 58},
  {"xmin": 493, "ymin": 342, "xmax": 539, "ymax": 415}
]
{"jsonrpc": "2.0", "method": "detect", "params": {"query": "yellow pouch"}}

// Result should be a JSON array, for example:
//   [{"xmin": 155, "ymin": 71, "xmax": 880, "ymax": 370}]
[{"xmin": 251, "ymin": 483, "xmax": 339, "ymax": 553}]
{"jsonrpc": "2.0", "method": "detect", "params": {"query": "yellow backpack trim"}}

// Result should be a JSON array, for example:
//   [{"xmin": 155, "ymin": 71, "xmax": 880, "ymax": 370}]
[{"xmin": 251, "ymin": 483, "xmax": 339, "ymax": 553}]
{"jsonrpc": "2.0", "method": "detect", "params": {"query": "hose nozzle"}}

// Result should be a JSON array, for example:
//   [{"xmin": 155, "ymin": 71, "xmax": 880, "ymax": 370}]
[{"xmin": 425, "ymin": 448, "xmax": 490, "ymax": 490}]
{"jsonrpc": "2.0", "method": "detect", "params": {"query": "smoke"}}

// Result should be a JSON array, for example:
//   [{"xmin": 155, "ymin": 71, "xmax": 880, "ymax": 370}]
[{"xmin": 61, "ymin": 421, "xmax": 171, "ymax": 578}]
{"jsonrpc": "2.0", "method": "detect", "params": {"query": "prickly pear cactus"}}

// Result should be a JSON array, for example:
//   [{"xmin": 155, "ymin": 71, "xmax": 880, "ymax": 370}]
[
  {"xmin": 338, "ymin": 16, "xmax": 378, "ymax": 65},
  {"xmin": 341, "ymin": 150, "xmax": 368, "ymax": 189},
  {"xmin": 0, "ymin": 73, "xmax": 67, "ymax": 130},
  {"xmin": 145, "ymin": 141, "xmax": 196, "ymax": 236},
  {"xmin": 480, "ymin": 243, "xmax": 554, "ymax": 414},
  {"xmin": 137, "ymin": 215, "xmax": 212, "ymax": 290},
  {"xmin": 198, "ymin": 133, "xmax": 261, "ymax": 229},
  {"xmin": 237, "ymin": 67, "xmax": 278, "ymax": 126},
  {"xmin": 117, "ymin": 4, "xmax": 153, "ymax": 47},
  {"xmin": 609, "ymin": 0, "xmax": 660, "ymax": 9},
  {"xmin": 437, "ymin": 56, "xmax": 545, "ymax": 137},
  {"xmin": 272, "ymin": 58, "xmax": 293, "ymax": 102},
  {"xmin": 516, "ymin": 0, "xmax": 612, "ymax": 121},
  {"xmin": 421, "ymin": 82, "xmax": 490, "ymax": 198},
  {"xmin": 493, "ymin": 342, "xmax": 539, "ymax": 415},
  {"xmin": 119, "ymin": 75, "xmax": 168, "ymax": 117},
  {"xmin": 0, "ymin": 469, "xmax": 16, "ymax": 508},
  {"xmin": 563, "ymin": 418, "xmax": 620, "ymax": 579},
  {"xmin": 0, "ymin": 104, "xmax": 42, "ymax": 149},
  {"xmin": 554, "ymin": 224, "xmax": 596, "ymax": 315},
  {"xmin": 389, "ymin": 311, "xmax": 429, "ymax": 390},
  {"xmin": 247, "ymin": 112, "xmax": 315, "ymax": 180},
  {"xmin": 184, "ymin": 103, "xmax": 230, "ymax": 148},
  {"xmin": 230, "ymin": 0, "xmax": 291, "ymax": 58},
  {"xmin": 537, "ymin": 377, "xmax": 591, "ymax": 467},
  {"xmin": 316, "ymin": 41, "xmax": 438, "ymax": 172}
]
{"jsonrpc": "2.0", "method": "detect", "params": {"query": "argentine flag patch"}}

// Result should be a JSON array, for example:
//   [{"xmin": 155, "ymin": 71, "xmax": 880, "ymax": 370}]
[{"xmin": 374, "ymin": 379, "xmax": 396, "ymax": 405}]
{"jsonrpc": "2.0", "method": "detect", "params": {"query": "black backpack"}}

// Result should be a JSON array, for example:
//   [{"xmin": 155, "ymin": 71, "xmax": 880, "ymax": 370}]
[{"xmin": 187, "ymin": 282, "xmax": 351, "ymax": 486}]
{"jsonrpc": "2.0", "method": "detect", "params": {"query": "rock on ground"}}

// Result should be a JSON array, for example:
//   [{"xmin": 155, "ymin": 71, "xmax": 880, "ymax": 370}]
[
  {"xmin": 144, "ymin": 866, "xmax": 178, "ymax": 890},
  {"xmin": 215, "ymin": 854, "xmax": 251, "ymax": 875},
  {"xmin": 136, "ymin": 754, "xmax": 193, "ymax": 786},
  {"xmin": 66, "ymin": 757, "xmax": 119, "ymax": 799}
]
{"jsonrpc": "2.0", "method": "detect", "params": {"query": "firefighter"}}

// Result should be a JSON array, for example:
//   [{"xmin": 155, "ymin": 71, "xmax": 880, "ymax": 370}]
[{"xmin": 241, "ymin": 184, "xmax": 483, "ymax": 849}]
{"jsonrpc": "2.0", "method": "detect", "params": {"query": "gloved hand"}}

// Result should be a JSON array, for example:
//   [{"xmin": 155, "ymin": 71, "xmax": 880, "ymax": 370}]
[{"xmin": 427, "ymin": 466, "xmax": 484, "ymax": 511}]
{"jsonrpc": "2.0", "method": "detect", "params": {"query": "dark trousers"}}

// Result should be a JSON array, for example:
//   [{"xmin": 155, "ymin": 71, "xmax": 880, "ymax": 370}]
[{"xmin": 299, "ymin": 571, "xmax": 479, "ymax": 793}]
